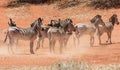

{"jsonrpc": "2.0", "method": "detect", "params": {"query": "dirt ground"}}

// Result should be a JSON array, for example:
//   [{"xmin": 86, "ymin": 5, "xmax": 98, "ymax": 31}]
[{"xmin": 0, "ymin": 0, "xmax": 120, "ymax": 67}]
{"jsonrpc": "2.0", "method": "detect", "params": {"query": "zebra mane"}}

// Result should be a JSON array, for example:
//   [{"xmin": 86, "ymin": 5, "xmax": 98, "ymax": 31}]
[{"xmin": 30, "ymin": 18, "xmax": 42, "ymax": 27}]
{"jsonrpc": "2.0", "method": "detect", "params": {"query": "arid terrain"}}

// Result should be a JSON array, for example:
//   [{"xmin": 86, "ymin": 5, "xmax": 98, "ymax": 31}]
[{"xmin": 0, "ymin": 0, "xmax": 120, "ymax": 69}]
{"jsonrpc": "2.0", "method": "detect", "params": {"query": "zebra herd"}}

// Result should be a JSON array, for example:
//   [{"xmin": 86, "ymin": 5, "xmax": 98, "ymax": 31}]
[{"xmin": 4, "ymin": 14, "xmax": 119, "ymax": 54}]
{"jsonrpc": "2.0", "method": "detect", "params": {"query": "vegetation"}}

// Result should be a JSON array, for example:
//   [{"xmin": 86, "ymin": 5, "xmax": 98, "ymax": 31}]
[
  {"xmin": 89, "ymin": 0, "xmax": 120, "ymax": 9},
  {"xmin": 1, "ymin": 61, "xmax": 120, "ymax": 70},
  {"xmin": 7, "ymin": 0, "xmax": 120, "ymax": 9},
  {"xmin": 6, "ymin": 0, "xmax": 60, "ymax": 7}
]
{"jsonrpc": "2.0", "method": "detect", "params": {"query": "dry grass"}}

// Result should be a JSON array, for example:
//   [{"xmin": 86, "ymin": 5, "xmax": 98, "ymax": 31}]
[{"xmin": 0, "ymin": 60, "xmax": 120, "ymax": 70}]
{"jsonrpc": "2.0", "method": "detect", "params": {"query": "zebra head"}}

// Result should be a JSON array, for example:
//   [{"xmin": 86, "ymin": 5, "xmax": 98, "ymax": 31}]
[
  {"xmin": 31, "ymin": 17, "xmax": 43, "ymax": 27},
  {"xmin": 109, "ymin": 14, "xmax": 119, "ymax": 25},
  {"xmin": 60, "ymin": 18, "xmax": 73, "ymax": 28},
  {"xmin": 48, "ymin": 19, "xmax": 60, "ymax": 28},
  {"xmin": 60, "ymin": 18, "xmax": 75, "ymax": 35},
  {"xmin": 31, "ymin": 17, "xmax": 43, "ymax": 32},
  {"xmin": 90, "ymin": 14, "xmax": 105, "ymax": 27}
]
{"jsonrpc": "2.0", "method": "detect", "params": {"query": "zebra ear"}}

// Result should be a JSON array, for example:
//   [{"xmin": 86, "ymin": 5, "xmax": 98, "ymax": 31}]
[
  {"xmin": 31, "ymin": 23, "xmax": 34, "ymax": 27},
  {"xmin": 38, "ymin": 17, "xmax": 43, "ymax": 22},
  {"xmin": 67, "ymin": 18, "xmax": 73, "ymax": 24},
  {"xmin": 90, "ymin": 19, "xmax": 95, "ymax": 23},
  {"xmin": 8, "ymin": 18, "xmax": 16, "ymax": 27},
  {"xmin": 38, "ymin": 17, "xmax": 43, "ymax": 25},
  {"xmin": 51, "ymin": 20, "xmax": 54, "ymax": 23},
  {"xmin": 113, "ymin": 14, "xmax": 117, "ymax": 17},
  {"xmin": 9, "ymin": 18, "xmax": 12, "ymax": 21},
  {"xmin": 9, "ymin": 18, "xmax": 13, "ymax": 24},
  {"xmin": 50, "ymin": 20, "xmax": 55, "ymax": 25},
  {"xmin": 97, "ymin": 15, "xmax": 101, "ymax": 18},
  {"xmin": 69, "ymin": 19, "xmax": 73, "ymax": 23},
  {"xmin": 58, "ymin": 19, "xmax": 61, "ymax": 22},
  {"xmin": 41, "ymin": 28, "xmax": 45, "ymax": 31}
]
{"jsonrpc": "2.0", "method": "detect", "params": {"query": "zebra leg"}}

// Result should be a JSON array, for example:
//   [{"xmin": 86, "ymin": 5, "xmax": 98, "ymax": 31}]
[
  {"xmin": 51, "ymin": 39, "xmax": 55, "ymax": 53},
  {"xmin": 77, "ymin": 38, "xmax": 80, "ymax": 47},
  {"xmin": 7, "ymin": 38, "xmax": 11, "ymax": 54},
  {"xmin": 106, "ymin": 32, "xmax": 112, "ymax": 44},
  {"xmin": 48, "ymin": 33, "xmax": 53, "ymax": 53},
  {"xmin": 98, "ymin": 34, "xmax": 102, "ymax": 45},
  {"xmin": 92, "ymin": 36, "xmax": 94, "ymax": 46},
  {"xmin": 74, "ymin": 34, "xmax": 79, "ymax": 47},
  {"xmin": 52, "ymin": 40, "xmax": 56, "ymax": 53},
  {"xmin": 109, "ymin": 31, "xmax": 112, "ymax": 44},
  {"xmin": 77, "ymin": 34, "xmax": 81, "ymax": 47},
  {"xmin": 90, "ymin": 36, "xmax": 92, "ymax": 47},
  {"xmin": 64, "ymin": 38, "xmax": 68, "ymax": 48},
  {"xmin": 106, "ymin": 32, "xmax": 109, "ymax": 43},
  {"xmin": 49, "ymin": 38, "xmax": 52, "ymax": 53},
  {"xmin": 90, "ymin": 36, "xmax": 94, "ymax": 47},
  {"xmin": 36, "ymin": 38, "xmax": 41, "ymax": 51},
  {"xmin": 30, "ymin": 41, "xmax": 34, "ymax": 54},
  {"xmin": 59, "ymin": 39, "xmax": 64, "ymax": 54},
  {"xmin": 41, "ymin": 38, "xmax": 44, "ymax": 48},
  {"xmin": 13, "ymin": 39, "xmax": 18, "ymax": 53},
  {"xmin": 9, "ymin": 44, "xmax": 14, "ymax": 54},
  {"xmin": 73, "ymin": 34, "xmax": 77, "ymax": 47},
  {"xmin": 97, "ymin": 28, "xmax": 102, "ymax": 45},
  {"xmin": 9, "ymin": 38, "xmax": 14, "ymax": 54},
  {"xmin": 65, "ymin": 35, "xmax": 70, "ymax": 48},
  {"xmin": 77, "ymin": 33, "xmax": 83, "ymax": 47}
]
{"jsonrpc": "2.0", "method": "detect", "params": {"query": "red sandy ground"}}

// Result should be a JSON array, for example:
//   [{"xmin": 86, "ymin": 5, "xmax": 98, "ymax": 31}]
[{"xmin": 0, "ymin": 0, "xmax": 120, "ymax": 66}]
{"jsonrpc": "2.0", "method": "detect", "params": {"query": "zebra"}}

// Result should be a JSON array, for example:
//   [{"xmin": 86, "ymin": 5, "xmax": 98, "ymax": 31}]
[
  {"xmin": 36, "ymin": 24, "xmax": 50, "ymax": 50},
  {"xmin": 74, "ymin": 15, "xmax": 106, "ymax": 47},
  {"xmin": 97, "ymin": 14, "xmax": 119, "ymax": 44},
  {"xmin": 59, "ymin": 18, "xmax": 75, "ymax": 47},
  {"xmin": 4, "ymin": 18, "xmax": 43, "ymax": 54},
  {"xmin": 47, "ymin": 18, "xmax": 75, "ymax": 53},
  {"xmin": 35, "ymin": 19, "xmax": 60, "ymax": 50}
]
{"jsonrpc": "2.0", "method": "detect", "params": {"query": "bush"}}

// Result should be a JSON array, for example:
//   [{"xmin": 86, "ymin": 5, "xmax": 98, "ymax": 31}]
[
  {"xmin": 89, "ymin": 0, "xmax": 120, "ymax": 9},
  {"xmin": 10, "ymin": 0, "xmax": 60, "ymax": 4},
  {"xmin": 6, "ymin": 0, "xmax": 60, "ymax": 7},
  {"xmin": 58, "ymin": 0, "xmax": 80, "ymax": 9}
]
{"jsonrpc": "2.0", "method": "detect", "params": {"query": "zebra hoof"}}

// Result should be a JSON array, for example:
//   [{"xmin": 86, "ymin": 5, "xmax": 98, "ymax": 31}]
[
  {"xmin": 35, "ymin": 48, "xmax": 39, "ymax": 51},
  {"xmin": 109, "ymin": 42, "xmax": 112, "ymax": 44},
  {"xmin": 90, "ymin": 45, "xmax": 93, "ymax": 47},
  {"xmin": 106, "ymin": 41, "xmax": 108, "ymax": 43},
  {"xmin": 36, "ymin": 46, "xmax": 40, "ymax": 51},
  {"xmin": 31, "ymin": 52, "xmax": 35, "ymax": 54},
  {"xmin": 99, "ymin": 43, "xmax": 102, "ymax": 45},
  {"xmin": 30, "ymin": 51, "xmax": 35, "ymax": 54}
]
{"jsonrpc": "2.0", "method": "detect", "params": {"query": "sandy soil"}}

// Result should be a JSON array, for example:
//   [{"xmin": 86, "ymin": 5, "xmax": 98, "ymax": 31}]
[{"xmin": 0, "ymin": 0, "xmax": 120, "ymax": 67}]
